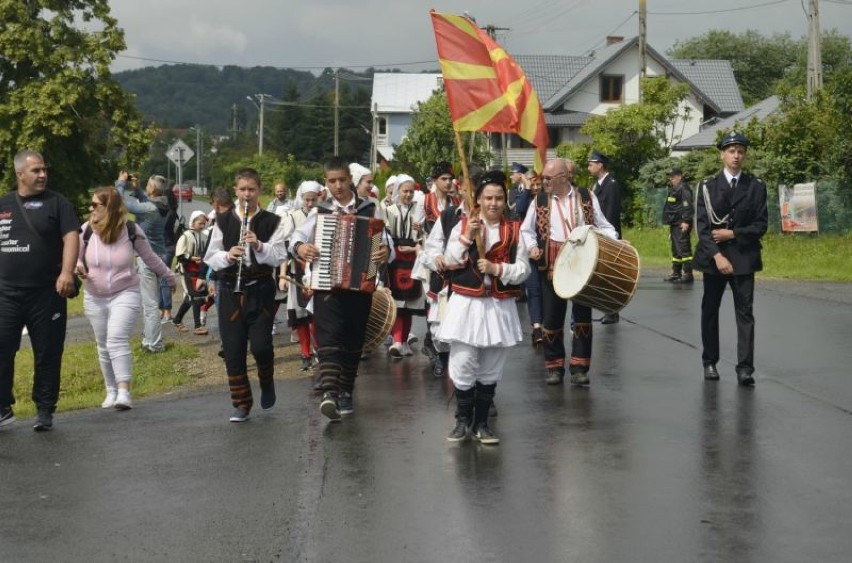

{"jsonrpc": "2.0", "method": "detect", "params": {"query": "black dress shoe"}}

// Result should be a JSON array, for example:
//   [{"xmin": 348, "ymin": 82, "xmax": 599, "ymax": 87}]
[
  {"xmin": 531, "ymin": 327, "xmax": 543, "ymax": 346},
  {"xmin": 601, "ymin": 312, "xmax": 620, "ymax": 324},
  {"xmin": 674, "ymin": 275, "xmax": 694, "ymax": 284},
  {"xmin": 736, "ymin": 370, "xmax": 755, "ymax": 386},
  {"xmin": 703, "ymin": 364, "xmax": 720, "ymax": 381},
  {"xmin": 663, "ymin": 273, "xmax": 681, "ymax": 282}
]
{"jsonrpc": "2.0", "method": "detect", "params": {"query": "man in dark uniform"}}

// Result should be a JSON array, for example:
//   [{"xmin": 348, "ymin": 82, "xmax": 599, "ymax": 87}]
[
  {"xmin": 694, "ymin": 132, "xmax": 768, "ymax": 386},
  {"xmin": 587, "ymin": 150, "xmax": 622, "ymax": 323},
  {"xmin": 506, "ymin": 162, "xmax": 529, "ymax": 221},
  {"xmin": 663, "ymin": 167, "xmax": 694, "ymax": 283}
]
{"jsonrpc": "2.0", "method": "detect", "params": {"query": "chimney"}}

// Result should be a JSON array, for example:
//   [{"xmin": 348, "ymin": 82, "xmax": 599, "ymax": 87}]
[{"xmin": 606, "ymin": 36, "xmax": 624, "ymax": 46}]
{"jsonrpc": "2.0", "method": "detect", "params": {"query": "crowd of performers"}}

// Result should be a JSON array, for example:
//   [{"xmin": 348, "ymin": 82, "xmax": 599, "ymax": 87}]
[{"xmin": 200, "ymin": 154, "xmax": 629, "ymax": 446}]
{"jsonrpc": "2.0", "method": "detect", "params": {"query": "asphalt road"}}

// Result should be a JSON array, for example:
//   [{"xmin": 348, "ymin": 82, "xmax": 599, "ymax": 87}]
[{"xmin": 2, "ymin": 273, "xmax": 852, "ymax": 562}]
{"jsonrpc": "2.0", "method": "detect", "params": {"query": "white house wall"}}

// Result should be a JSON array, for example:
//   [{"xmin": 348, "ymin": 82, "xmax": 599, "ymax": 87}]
[{"xmin": 559, "ymin": 45, "xmax": 704, "ymax": 147}]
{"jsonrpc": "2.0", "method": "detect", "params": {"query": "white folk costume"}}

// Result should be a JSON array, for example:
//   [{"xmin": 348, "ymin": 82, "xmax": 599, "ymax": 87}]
[
  {"xmin": 279, "ymin": 180, "xmax": 323, "ymax": 367},
  {"xmin": 384, "ymin": 175, "xmax": 425, "ymax": 356},
  {"xmin": 519, "ymin": 183, "xmax": 617, "ymax": 385},
  {"xmin": 439, "ymin": 188, "xmax": 530, "ymax": 445}
]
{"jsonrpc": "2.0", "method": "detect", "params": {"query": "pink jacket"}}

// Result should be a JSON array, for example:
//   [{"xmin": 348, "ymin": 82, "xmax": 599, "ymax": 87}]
[{"xmin": 78, "ymin": 221, "xmax": 176, "ymax": 298}]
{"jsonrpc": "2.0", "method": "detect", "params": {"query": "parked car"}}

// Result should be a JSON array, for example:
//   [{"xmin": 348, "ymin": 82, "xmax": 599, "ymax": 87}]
[{"xmin": 172, "ymin": 183, "xmax": 192, "ymax": 202}]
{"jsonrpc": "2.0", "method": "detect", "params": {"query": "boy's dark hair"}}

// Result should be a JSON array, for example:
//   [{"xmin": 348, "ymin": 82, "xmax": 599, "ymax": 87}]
[
  {"xmin": 235, "ymin": 167, "xmax": 262, "ymax": 187},
  {"xmin": 211, "ymin": 186, "xmax": 233, "ymax": 207},
  {"xmin": 323, "ymin": 157, "xmax": 350, "ymax": 177}
]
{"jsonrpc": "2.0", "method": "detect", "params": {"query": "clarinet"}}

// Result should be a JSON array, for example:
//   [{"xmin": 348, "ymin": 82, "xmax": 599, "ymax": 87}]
[{"xmin": 234, "ymin": 199, "xmax": 250, "ymax": 294}]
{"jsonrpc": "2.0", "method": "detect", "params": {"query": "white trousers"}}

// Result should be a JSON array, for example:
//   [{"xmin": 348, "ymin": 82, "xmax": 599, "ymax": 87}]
[
  {"xmin": 448, "ymin": 341, "xmax": 507, "ymax": 390},
  {"xmin": 84, "ymin": 288, "xmax": 141, "ymax": 388},
  {"xmin": 137, "ymin": 260, "xmax": 164, "ymax": 351}
]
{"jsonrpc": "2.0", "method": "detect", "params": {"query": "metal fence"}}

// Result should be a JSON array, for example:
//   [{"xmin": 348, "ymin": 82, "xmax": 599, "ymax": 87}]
[{"xmin": 638, "ymin": 180, "xmax": 852, "ymax": 234}]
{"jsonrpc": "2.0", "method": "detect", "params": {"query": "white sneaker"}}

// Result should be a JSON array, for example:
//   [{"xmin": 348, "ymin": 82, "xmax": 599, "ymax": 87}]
[
  {"xmin": 401, "ymin": 342, "xmax": 414, "ymax": 357},
  {"xmin": 101, "ymin": 390, "xmax": 117, "ymax": 409},
  {"xmin": 388, "ymin": 342, "xmax": 403, "ymax": 358},
  {"xmin": 114, "ymin": 390, "xmax": 132, "ymax": 410}
]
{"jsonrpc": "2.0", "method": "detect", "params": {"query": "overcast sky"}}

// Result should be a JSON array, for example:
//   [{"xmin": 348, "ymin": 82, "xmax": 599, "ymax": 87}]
[{"xmin": 109, "ymin": 0, "xmax": 852, "ymax": 73}]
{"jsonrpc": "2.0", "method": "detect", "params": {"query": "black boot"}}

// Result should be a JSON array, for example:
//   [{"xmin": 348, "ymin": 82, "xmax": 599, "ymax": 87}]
[
  {"xmin": 447, "ymin": 386, "xmax": 474, "ymax": 442},
  {"xmin": 663, "ymin": 262, "xmax": 682, "ymax": 282},
  {"xmin": 433, "ymin": 351, "xmax": 449, "ymax": 378},
  {"xmin": 472, "ymin": 382, "xmax": 499, "ymax": 445},
  {"xmin": 423, "ymin": 328, "xmax": 436, "ymax": 361},
  {"xmin": 676, "ymin": 262, "xmax": 694, "ymax": 283}
]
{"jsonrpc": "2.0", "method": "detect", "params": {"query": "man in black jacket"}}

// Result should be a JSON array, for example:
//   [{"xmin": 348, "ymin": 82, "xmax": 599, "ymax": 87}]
[
  {"xmin": 587, "ymin": 150, "xmax": 622, "ymax": 323},
  {"xmin": 663, "ymin": 167, "xmax": 694, "ymax": 283},
  {"xmin": 694, "ymin": 132, "xmax": 768, "ymax": 386}
]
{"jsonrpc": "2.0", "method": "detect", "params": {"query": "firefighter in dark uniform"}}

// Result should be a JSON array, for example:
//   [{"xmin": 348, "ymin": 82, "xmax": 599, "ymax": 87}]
[
  {"xmin": 694, "ymin": 131, "xmax": 768, "ymax": 386},
  {"xmin": 663, "ymin": 167, "xmax": 694, "ymax": 283}
]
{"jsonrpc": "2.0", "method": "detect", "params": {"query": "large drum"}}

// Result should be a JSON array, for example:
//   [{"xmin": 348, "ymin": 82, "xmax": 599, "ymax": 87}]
[
  {"xmin": 552, "ymin": 225, "xmax": 640, "ymax": 314},
  {"xmin": 363, "ymin": 287, "xmax": 397, "ymax": 353}
]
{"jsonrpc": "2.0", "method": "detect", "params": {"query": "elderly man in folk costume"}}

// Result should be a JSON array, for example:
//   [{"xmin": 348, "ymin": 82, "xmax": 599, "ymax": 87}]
[
  {"xmin": 520, "ymin": 158, "xmax": 617, "ymax": 388},
  {"xmin": 437, "ymin": 170, "xmax": 530, "ymax": 445}
]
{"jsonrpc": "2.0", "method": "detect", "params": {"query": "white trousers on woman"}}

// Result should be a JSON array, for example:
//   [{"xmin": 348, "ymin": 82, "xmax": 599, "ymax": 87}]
[
  {"xmin": 448, "ymin": 342, "xmax": 507, "ymax": 390},
  {"xmin": 84, "ymin": 288, "xmax": 141, "ymax": 389}
]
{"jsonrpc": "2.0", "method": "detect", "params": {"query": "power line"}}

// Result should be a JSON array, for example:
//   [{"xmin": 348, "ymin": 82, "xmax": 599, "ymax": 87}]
[{"xmin": 649, "ymin": 0, "xmax": 792, "ymax": 16}]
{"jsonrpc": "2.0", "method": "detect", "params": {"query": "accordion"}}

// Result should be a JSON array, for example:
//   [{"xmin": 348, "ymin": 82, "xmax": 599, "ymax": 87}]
[{"xmin": 309, "ymin": 214, "xmax": 385, "ymax": 293}]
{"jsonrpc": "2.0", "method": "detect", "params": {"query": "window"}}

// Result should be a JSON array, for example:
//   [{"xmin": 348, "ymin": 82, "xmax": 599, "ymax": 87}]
[
  {"xmin": 377, "ymin": 117, "xmax": 388, "ymax": 136},
  {"xmin": 600, "ymin": 75, "xmax": 624, "ymax": 103}
]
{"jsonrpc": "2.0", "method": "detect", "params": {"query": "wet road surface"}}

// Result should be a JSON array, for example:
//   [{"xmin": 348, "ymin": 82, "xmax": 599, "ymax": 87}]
[{"xmin": 2, "ymin": 274, "xmax": 852, "ymax": 562}]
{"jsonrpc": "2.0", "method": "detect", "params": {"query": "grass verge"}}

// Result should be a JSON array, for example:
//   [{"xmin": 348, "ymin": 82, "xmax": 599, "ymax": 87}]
[
  {"xmin": 11, "ymin": 338, "xmax": 199, "ymax": 419},
  {"xmin": 624, "ymin": 227, "xmax": 852, "ymax": 282}
]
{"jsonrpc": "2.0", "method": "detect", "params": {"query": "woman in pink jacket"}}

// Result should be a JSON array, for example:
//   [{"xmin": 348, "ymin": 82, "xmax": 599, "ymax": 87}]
[{"xmin": 76, "ymin": 187, "xmax": 176, "ymax": 410}]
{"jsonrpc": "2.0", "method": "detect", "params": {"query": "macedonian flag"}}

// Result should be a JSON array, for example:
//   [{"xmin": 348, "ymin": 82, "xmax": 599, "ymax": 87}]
[{"xmin": 430, "ymin": 10, "xmax": 550, "ymax": 172}]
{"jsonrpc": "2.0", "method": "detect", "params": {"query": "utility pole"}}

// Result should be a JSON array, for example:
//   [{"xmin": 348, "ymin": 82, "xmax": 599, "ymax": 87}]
[
  {"xmin": 807, "ymin": 0, "xmax": 823, "ymax": 100},
  {"xmin": 195, "ymin": 126, "xmax": 201, "ymax": 192},
  {"xmin": 230, "ymin": 104, "xmax": 240, "ymax": 139},
  {"xmin": 638, "ymin": 0, "xmax": 647, "ymax": 102},
  {"xmin": 334, "ymin": 68, "xmax": 340, "ymax": 157},
  {"xmin": 258, "ymin": 94, "xmax": 266, "ymax": 156}
]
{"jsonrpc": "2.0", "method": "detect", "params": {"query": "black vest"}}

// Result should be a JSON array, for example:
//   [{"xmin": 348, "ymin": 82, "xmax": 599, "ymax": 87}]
[{"xmin": 217, "ymin": 208, "xmax": 281, "ymax": 279}]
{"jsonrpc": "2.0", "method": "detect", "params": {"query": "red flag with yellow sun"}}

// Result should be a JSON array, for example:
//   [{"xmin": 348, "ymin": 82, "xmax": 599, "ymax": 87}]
[{"xmin": 430, "ymin": 10, "xmax": 550, "ymax": 172}]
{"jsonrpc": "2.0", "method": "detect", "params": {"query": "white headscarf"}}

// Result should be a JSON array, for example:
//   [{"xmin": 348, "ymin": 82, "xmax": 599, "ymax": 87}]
[
  {"xmin": 393, "ymin": 174, "xmax": 416, "ymax": 204},
  {"xmin": 294, "ymin": 180, "xmax": 323, "ymax": 209},
  {"xmin": 349, "ymin": 163, "xmax": 372, "ymax": 190}
]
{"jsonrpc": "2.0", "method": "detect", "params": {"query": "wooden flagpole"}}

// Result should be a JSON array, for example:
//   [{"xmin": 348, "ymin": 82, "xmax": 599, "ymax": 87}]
[{"xmin": 453, "ymin": 129, "xmax": 484, "ymax": 255}]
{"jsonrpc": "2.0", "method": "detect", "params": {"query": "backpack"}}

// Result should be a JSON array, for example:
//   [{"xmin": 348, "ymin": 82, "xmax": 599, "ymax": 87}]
[
  {"xmin": 163, "ymin": 208, "xmax": 186, "ymax": 246},
  {"xmin": 82, "ymin": 221, "xmax": 138, "ymax": 271}
]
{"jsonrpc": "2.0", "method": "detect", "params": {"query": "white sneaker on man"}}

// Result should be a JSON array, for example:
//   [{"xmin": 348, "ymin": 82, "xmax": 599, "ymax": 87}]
[{"xmin": 401, "ymin": 342, "xmax": 414, "ymax": 357}]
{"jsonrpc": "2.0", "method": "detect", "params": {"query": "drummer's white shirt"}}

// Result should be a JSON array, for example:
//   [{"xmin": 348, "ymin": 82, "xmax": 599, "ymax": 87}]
[{"xmin": 520, "ymin": 186, "xmax": 618, "ymax": 250}]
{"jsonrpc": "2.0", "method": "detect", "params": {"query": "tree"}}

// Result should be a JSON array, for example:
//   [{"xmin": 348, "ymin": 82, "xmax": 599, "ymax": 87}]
[
  {"xmin": 0, "ymin": 0, "xmax": 152, "ymax": 203},
  {"xmin": 669, "ymin": 30, "xmax": 799, "ymax": 105},
  {"xmin": 668, "ymin": 29, "xmax": 852, "ymax": 106},
  {"xmin": 394, "ymin": 90, "xmax": 490, "ymax": 182}
]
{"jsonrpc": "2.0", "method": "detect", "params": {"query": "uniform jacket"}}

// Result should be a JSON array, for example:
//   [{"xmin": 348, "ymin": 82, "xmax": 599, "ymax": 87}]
[
  {"xmin": 694, "ymin": 171, "xmax": 768, "ymax": 275},
  {"xmin": 664, "ymin": 181, "xmax": 694, "ymax": 226},
  {"xmin": 594, "ymin": 173, "xmax": 622, "ymax": 237}
]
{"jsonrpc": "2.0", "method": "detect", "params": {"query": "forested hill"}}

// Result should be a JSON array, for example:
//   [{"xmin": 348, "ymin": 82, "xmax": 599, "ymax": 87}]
[{"xmin": 114, "ymin": 65, "xmax": 375, "ymax": 133}]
